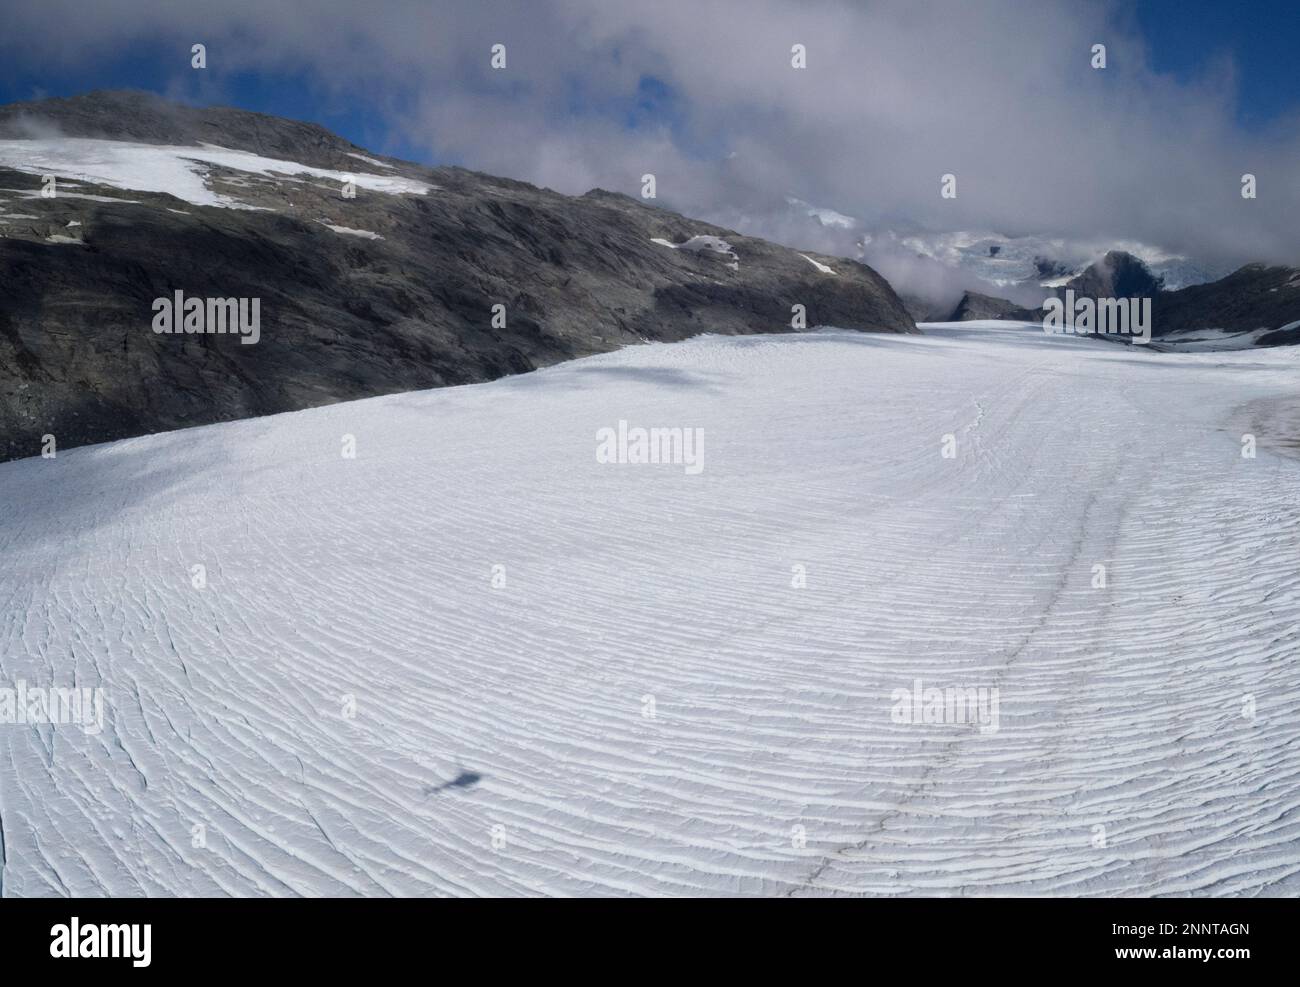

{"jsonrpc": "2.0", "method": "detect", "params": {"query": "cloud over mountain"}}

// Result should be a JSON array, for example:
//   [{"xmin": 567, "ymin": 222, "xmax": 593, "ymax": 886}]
[{"xmin": 2, "ymin": 0, "xmax": 1296, "ymax": 269}]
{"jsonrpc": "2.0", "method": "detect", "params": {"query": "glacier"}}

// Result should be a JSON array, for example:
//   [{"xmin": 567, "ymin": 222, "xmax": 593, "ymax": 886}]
[{"xmin": 0, "ymin": 321, "xmax": 1297, "ymax": 896}]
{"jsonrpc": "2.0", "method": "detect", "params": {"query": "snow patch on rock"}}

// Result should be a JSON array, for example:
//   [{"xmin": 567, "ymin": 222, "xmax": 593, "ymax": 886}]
[
  {"xmin": 346, "ymin": 152, "xmax": 394, "ymax": 170},
  {"xmin": 0, "ymin": 138, "xmax": 433, "ymax": 208},
  {"xmin": 651, "ymin": 234, "xmax": 739, "ymax": 270},
  {"xmin": 799, "ymin": 253, "xmax": 837, "ymax": 275},
  {"xmin": 319, "ymin": 221, "xmax": 384, "ymax": 240}
]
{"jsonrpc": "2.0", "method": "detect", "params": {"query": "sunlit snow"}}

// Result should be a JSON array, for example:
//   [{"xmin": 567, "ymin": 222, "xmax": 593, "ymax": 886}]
[
  {"xmin": 318, "ymin": 221, "xmax": 384, "ymax": 240},
  {"xmin": 799, "ymin": 253, "xmax": 837, "ymax": 275},
  {"xmin": 1, "ymin": 322, "xmax": 1297, "ymax": 896},
  {"xmin": 0, "ymin": 138, "xmax": 432, "ymax": 208},
  {"xmin": 651, "ymin": 234, "xmax": 740, "ymax": 270}
]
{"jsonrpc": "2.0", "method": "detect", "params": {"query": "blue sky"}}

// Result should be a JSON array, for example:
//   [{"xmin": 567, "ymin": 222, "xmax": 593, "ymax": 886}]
[{"xmin": 1130, "ymin": 0, "xmax": 1299, "ymax": 129}]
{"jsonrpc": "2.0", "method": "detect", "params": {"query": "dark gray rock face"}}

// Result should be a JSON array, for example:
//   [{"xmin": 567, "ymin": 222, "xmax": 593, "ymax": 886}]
[
  {"xmin": 1062, "ymin": 250, "xmax": 1165, "ymax": 299},
  {"xmin": 896, "ymin": 292, "xmax": 952, "ymax": 323},
  {"xmin": 944, "ymin": 291, "xmax": 1039, "ymax": 322},
  {"xmin": 0, "ymin": 91, "xmax": 915, "ymax": 462},
  {"xmin": 1033, "ymin": 256, "xmax": 1071, "ymax": 281},
  {"xmin": 1059, "ymin": 251, "xmax": 1300, "ymax": 342},
  {"xmin": 1153, "ymin": 264, "xmax": 1300, "ymax": 342},
  {"xmin": 1044, "ymin": 252, "xmax": 1300, "ymax": 343}
]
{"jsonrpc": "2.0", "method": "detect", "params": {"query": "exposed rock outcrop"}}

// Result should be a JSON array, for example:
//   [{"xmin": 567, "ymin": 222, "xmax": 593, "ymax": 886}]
[{"xmin": 0, "ymin": 91, "xmax": 915, "ymax": 461}]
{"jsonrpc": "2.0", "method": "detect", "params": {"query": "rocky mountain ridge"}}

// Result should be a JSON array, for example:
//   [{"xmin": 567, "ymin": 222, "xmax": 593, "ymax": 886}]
[{"xmin": 0, "ymin": 91, "xmax": 915, "ymax": 462}]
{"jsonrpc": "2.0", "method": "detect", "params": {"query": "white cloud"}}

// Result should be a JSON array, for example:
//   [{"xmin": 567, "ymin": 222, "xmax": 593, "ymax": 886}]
[{"xmin": 2, "ymin": 0, "xmax": 1295, "ymax": 272}]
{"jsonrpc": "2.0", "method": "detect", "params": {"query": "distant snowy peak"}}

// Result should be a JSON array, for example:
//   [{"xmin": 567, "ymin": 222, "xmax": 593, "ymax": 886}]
[
  {"xmin": 886, "ymin": 230, "xmax": 1230, "ymax": 291},
  {"xmin": 774, "ymin": 189, "xmax": 1229, "ymax": 295}
]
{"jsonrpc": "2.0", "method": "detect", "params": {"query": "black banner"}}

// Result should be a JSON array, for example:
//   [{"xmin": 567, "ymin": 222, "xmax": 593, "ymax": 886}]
[{"xmin": 0, "ymin": 897, "xmax": 1282, "ymax": 975}]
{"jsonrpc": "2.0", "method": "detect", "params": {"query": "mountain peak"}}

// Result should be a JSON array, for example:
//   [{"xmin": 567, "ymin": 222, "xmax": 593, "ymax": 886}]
[{"xmin": 1065, "ymin": 250, "xmax": 1164, "ymax": 297}]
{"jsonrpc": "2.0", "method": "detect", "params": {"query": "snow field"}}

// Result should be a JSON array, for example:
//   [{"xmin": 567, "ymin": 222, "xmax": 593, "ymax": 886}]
[{"xmin": 0, "ymin": 322, "xmax": 1297, "ymax": 896}]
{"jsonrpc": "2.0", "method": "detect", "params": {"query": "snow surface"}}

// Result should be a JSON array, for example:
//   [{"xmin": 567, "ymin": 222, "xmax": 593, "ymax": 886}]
[
  {"xmin": 318, "ymin": 222, "xmax": 384, "ymax": 240},
  {"xmin": 0, "ymin": 139, "xmax": 432, "ymax": 209},
  {"xmin": 1, "ymin": 322, "xmax": 1298, "ymax": 896},
  {"xmin": 1147, "ymin": 327, "xmax": 1279, "ymax": 353},
  {"xmin": 346, "ymin": 152, "xmax": 395, "ymax": 170},
  {"xmin": 799, "ymin": 253, "xmax": 837, "ymax": 275},
  {"xmin": 651, "ymin": 234, "xmax": 739, "ymax": 271},
  {"xmin": 651, "ymin": 234, "xmax": 734, "ymax": 254}
]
